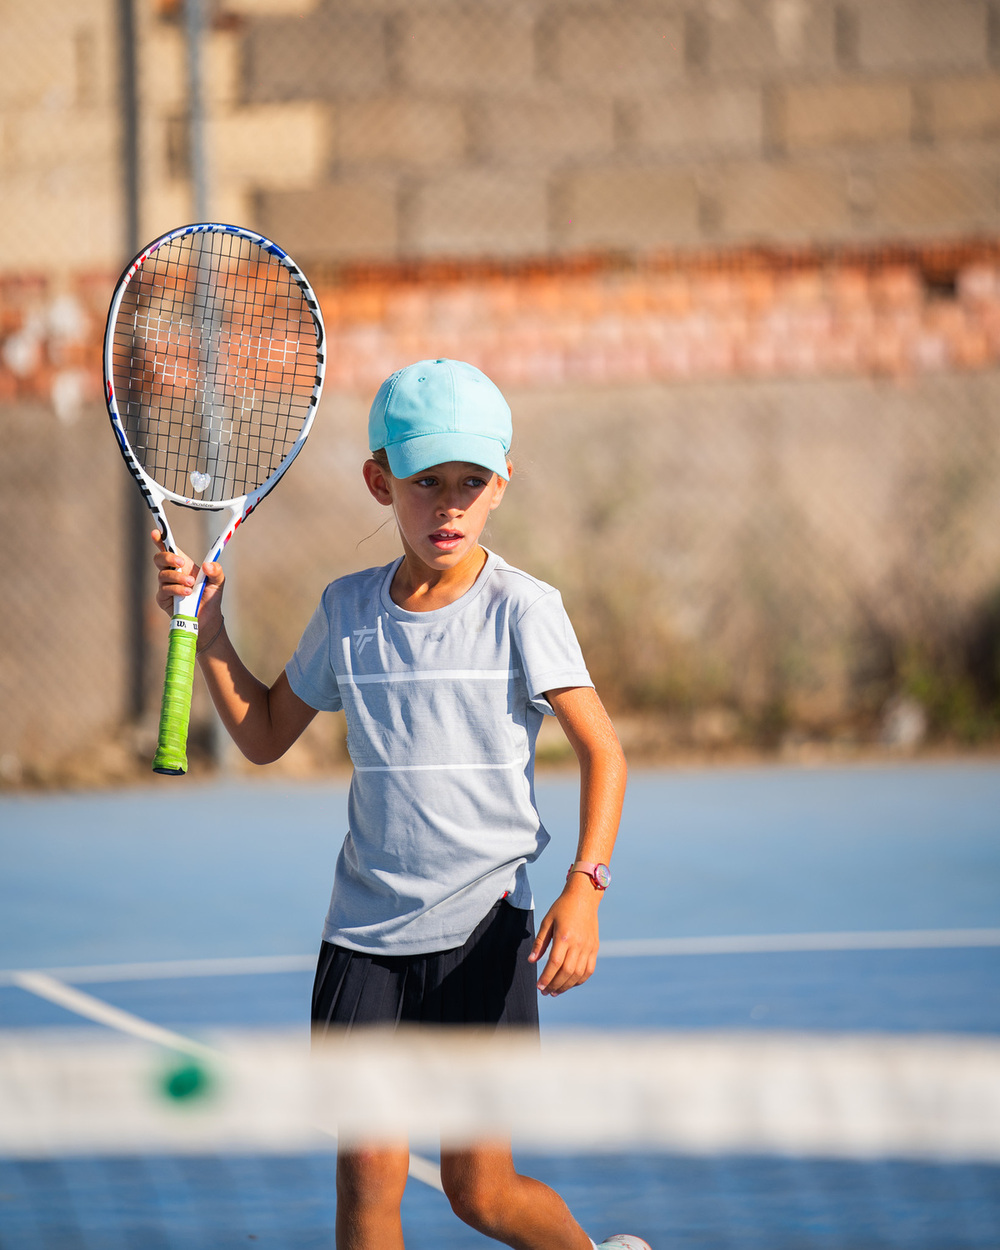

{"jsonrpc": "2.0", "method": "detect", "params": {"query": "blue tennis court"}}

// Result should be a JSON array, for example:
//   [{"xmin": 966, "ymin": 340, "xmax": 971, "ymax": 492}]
[{"xmin": 2, "ymin": 762, "xmax": 1000, "ymax": 1248}]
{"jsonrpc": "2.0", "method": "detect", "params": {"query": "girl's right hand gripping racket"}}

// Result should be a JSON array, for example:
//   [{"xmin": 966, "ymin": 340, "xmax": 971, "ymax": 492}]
[{"xmin": 103, "ymin": 223, "xmax": 325, "ymax": 775}]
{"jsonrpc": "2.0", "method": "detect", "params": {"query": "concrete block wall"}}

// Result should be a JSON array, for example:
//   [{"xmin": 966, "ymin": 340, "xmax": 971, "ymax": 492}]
[
  {"xmin": 0, "ymin": 0, "xmax": 121, "ymax": 273},
  {"xmin": 230, "ymin": 0, "xmax": 1000, "ymax": 266},
  {"xmin": 6, "ymin": 339, "xmax": 1000, "ymax": 778},
  {"xmin": 1, "ymin": 0, "xmax": 998, "ymax": 273}
]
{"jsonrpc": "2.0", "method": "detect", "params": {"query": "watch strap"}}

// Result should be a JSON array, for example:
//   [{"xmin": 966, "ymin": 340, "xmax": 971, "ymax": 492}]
[{"xmin": 566, "ymin": 861, "xmax": 611, "ymax": 889}]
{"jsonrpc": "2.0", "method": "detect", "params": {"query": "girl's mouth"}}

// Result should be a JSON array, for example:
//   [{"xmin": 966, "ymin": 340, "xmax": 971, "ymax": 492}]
[{"xmin": 429, "ymin": 530, "xmax": 463, "ymax": 550}]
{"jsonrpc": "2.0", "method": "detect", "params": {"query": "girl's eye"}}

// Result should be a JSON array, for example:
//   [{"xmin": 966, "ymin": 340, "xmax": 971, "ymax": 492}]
[
  {"xmin": 466, "ymin": 477, "xmax": 487, "ymax": 489},
  {"xmin": 414, "ymin": 477, "xmax": 437, "ymax": 488}
]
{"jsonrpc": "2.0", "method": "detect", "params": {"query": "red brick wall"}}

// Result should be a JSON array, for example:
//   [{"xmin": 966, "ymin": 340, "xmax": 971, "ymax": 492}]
[
  {"xmin": 3, "ymin": 242, "xmax": 1000, "ymax": 416},
  {"xmin": 315, "ymin": 241, "xmax": 1000, "ymax": 393}
]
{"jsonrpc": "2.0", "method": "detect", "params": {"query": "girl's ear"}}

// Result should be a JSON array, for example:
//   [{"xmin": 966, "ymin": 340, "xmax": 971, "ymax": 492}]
[
  {"xmin": 363, "ymin": 457, "xmax": 394, "ymax": 507},
  {"xmin": 488, "ymin": 464, "xmax": 511, "ymax": 512}
]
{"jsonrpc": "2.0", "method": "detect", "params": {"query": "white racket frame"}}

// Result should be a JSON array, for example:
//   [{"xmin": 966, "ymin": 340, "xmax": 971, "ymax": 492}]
[
  {"xmin": 103, "ymin": 222, "xmax": 325, "ymax": 771},
  {"xmin": 104, "ymin": 221, "xmax": 325, "ymax": 620}
]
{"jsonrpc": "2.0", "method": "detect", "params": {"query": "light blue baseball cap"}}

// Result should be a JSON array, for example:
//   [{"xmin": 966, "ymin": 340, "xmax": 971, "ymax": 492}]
[{"xmin": 368, "ymin": 358, "xmax": 512, "ymax": 481}]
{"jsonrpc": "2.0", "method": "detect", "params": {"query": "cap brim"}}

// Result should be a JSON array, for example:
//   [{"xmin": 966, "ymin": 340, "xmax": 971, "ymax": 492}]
[{"xmin": 384, "ymin": 432, "xmax": 510, "ymax": 480}]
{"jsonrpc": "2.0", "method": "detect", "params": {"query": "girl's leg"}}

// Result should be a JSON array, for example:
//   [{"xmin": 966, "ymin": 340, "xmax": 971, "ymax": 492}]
[
  {"xmin": 336, "ymin": 1141, "xmax": 410, "ymax": 1250},
  {"xmin": 440, "ymin": 1141, "xmax": 593, "ymax": 1250}
]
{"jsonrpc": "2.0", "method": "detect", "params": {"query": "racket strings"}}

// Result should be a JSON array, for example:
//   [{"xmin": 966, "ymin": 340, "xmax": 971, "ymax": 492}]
[{"xmin": 112, "ymin": 229, "xmax": 320, "ymax": 503}]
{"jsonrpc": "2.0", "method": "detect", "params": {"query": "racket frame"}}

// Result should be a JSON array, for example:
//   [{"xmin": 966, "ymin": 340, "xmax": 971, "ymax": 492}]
[{"xmin": 103, "ymin": 222, "xmax": 326, "ymax": 773}]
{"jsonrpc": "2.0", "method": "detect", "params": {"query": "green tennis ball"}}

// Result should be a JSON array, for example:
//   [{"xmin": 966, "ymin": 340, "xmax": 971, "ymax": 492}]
[{"xmin": 161, "ymin": 1059, "xmax": 212, "ymax": 1102}]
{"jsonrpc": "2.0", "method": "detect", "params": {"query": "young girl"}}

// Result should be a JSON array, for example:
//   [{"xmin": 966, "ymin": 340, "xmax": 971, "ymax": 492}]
[{"xmin": 153, "ymin": 358, "xmax": 645, "ymax": 1250}]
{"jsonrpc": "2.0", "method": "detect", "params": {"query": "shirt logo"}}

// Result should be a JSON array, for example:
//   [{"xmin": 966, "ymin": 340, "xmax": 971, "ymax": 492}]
[{"xmin": 353, "ymin": 626, "xmax": 377, "ymax": 654}]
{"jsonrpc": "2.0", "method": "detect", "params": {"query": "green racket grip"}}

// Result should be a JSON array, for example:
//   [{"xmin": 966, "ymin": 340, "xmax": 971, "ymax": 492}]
[{"xmin": 152, "ymin": 615, "xmax": 199, "ymax": 775}]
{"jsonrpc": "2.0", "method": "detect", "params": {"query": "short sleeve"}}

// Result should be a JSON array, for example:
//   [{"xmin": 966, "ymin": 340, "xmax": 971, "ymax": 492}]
[
  {"xmin": 285, "ymin": 587, "xmax": 343, "ymax": 712},
  {"xmin": 513, "ymin": 590, "xmax": 593, "ymax": 715}
]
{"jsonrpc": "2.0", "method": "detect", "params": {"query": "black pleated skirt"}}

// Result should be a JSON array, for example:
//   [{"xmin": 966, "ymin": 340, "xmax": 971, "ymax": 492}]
[{"xmin": 311, "ymin": 900, "xmax": 539, "ymax": 1034}]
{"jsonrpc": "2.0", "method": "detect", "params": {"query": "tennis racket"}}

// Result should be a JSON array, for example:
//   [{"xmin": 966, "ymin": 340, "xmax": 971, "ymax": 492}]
[{"xmin": 103, "ymin": 222, "xmax": 325, "ymax": 775}]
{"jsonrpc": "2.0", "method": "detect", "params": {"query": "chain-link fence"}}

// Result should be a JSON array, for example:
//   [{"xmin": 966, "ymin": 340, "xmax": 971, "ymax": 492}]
[{"xmin": 3, "ymin": 0, "xmax": 1000, "ymax": 785}]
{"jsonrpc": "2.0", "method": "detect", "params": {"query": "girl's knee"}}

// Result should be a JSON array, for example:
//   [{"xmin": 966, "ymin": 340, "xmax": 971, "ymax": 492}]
[
  {"xmin": 337, "ymin": 1146, "xmax": 409, "ymax": 1211},
  {"xmin": 440, "ymin": 1157, "xmax": 510, "ymax": 1233},
  {"xmin": 444, "ymin": 1176, "xmax": 503, "ymax": 1232}
]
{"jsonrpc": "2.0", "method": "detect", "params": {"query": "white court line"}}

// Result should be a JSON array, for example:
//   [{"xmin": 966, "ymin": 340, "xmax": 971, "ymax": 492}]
[
  {"xmin": 10, "ymin": 969, "xmax": 444, "ymax": 1191},
  {"xmin": 2, "ymin": 927, "xmax": 998, "ymax": 987},
  {"xmin": 10, "ymin": 972, "xmax": 221, "ymax": 1063},
  {"xmin": 599, "ymin": 927, "xmax": 1000, "ymax": 958},
  {"xmin": 0, "ymin": 953, "xmax": 317, "ymax": 986}
]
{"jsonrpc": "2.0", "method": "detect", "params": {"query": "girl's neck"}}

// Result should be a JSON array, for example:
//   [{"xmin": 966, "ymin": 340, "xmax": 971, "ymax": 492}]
[{"xmin": 389, "ymin": 544, "xmax": 489, "ymax": 612}]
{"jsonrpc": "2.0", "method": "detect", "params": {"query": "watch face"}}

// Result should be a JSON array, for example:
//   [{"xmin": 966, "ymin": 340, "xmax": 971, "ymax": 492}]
[{"xmin": 594, "ymin": 863, "xmax": 611, "ymax": 889}]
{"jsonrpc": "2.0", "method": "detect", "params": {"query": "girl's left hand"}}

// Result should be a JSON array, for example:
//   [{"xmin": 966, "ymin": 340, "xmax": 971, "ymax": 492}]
[{"xmin": 528, "ymin": 875, "xmax": 601, "ymax": 996}]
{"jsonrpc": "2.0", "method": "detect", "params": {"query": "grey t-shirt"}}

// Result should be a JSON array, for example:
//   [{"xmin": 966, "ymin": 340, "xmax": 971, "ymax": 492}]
[{"xmin": 285, "ymin": 550, "xmax": 593, "ymax": 955}]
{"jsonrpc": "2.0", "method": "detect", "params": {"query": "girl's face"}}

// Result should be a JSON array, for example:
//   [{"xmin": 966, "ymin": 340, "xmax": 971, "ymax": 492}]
[{"xmin": 364, "ymin": 458, "xmax": 509, "ymax": 574}]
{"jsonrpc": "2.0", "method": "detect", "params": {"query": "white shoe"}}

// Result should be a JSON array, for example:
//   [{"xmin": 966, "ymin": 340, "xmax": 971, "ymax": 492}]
[{"xmin": 596, "ymin": 1237, "xmax": 652, "ymax": 1250}]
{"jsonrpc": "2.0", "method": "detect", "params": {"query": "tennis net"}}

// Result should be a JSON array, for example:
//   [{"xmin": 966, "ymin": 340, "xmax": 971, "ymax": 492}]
[{"xmin": 3, "ymin": 1026, "xmax": 999, "ymax": 1249}]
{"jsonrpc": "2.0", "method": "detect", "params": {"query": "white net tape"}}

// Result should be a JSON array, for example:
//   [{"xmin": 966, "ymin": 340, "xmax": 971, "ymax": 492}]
[{"xmin": 3, "ymin": 1028, "xmax": 999, "ymax": 1161}]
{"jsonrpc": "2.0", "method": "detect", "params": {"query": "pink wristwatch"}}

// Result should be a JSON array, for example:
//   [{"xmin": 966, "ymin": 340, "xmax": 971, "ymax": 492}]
[{"xmin": 566, "ymin": 861, "xmax": 611, "ymax": 890}]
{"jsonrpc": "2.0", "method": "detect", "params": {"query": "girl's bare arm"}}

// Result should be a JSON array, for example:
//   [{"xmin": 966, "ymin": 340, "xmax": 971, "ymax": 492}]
[
  {"xmin": 529, "ymin": 686, "xmax": 627, "ymax": 996},
  {"xmin": 153, "ymin": 532, "xmax": 317, "ymax": 764}
]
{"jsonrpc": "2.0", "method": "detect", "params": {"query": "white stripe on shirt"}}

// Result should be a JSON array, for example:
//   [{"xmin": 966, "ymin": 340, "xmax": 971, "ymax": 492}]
[
  {"xmin": 339, "ymin": 668, "xmax": 520, "ymax": 685},
  {"xmin": 354, "ymin": 760, "xmax": 522, "ymax": 773}
]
